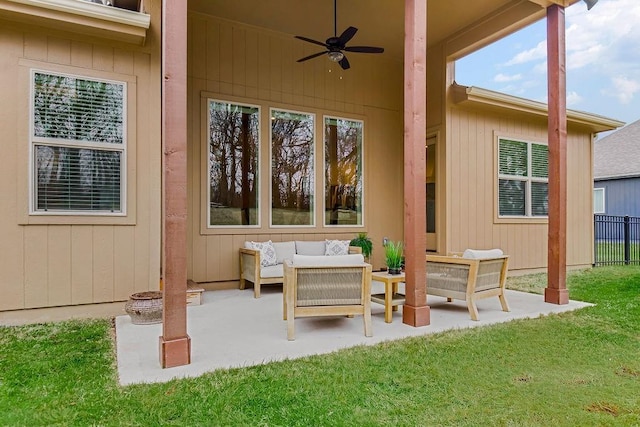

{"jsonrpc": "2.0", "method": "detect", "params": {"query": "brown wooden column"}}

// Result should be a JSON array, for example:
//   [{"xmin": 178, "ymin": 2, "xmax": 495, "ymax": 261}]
[
  {"xmin": 545, "ymin": 4, "xmax": 569, "ymax": 305},
  {"xmin": 402, "ymin": 0, "xmax": 430, "ymax": 327},
  {"xmin": 159, "ymin": 0, "xmax": 191, "ymax": 367}
]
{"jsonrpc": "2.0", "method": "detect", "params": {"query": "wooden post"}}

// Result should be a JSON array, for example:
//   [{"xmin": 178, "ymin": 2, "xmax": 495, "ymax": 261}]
[
  {"xmin": 402, "ymin": 0, "xmax": 430, "ymax": 327},
  {"xmin": 545, "ymin": 4, "xmax": 569, "ymax": 305},
  {"xmin": 159, "ymin": 0, "xmax": 191, "ymax": 367}
]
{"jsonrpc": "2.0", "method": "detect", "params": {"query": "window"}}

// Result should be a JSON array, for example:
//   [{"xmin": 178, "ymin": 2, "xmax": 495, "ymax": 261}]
[
  {"xmin": 498, "ymin": 138, "xmax": 548, "ymax": 217},
  {"xmin": 270, "ymin": 109, "xmax": 315, "ymax": 226},
  {"xmin": 324, "ymin": 116, "xmax": 363, "ymax": 226},
  {"xmin": 593, "ymin": 187, "xmax": 605, "ymax": 213},
  {"xmin": 207, "ymin": 100, "xmax": 260, "ymax": 227},
  {"xmin": 31, "ymin": 70, "xmax": 125, "ymax": 214}
]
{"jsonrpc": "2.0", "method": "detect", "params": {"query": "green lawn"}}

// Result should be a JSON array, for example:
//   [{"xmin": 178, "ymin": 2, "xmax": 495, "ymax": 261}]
[
  {"xmin": 595, "ymin": 242, "xmax": 640, "ymax": 265},
  {"xmin": 1, "ymin": 267, "xmax": 639, "ymax": 426}
]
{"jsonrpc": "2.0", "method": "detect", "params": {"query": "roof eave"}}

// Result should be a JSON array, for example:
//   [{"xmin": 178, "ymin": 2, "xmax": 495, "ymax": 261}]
[
  {"xmin": 595, "ymin": 174, "xmax": 640, "ymax": 181},
  {"xmin": 0, "ymin": 0, "xmax": 150, "ymax": 45},
  {"xmin": 452, "ymin": 84, "xmax": 625, "ymax": 133}
]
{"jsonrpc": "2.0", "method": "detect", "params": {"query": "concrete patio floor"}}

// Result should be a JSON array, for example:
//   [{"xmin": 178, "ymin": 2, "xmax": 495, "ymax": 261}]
[{"xmin": 115, "ymin": 282, "xmax": 592, "ymax": 386}]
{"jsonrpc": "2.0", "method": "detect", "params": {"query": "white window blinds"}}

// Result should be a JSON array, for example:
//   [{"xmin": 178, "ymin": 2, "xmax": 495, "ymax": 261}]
[
  {"xmin": 498, "ymin": 138, "xmax": 548, "ymax": 217},
  {"xmin": 31, "ymin": 71, "xmax": 125, "ymax": 213}
]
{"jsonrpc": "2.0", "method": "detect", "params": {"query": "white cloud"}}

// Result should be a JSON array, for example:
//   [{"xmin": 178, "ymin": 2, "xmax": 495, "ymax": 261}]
[
  {"xmin": 609, "ymin": 76, "xmax": 640, "ymax": 104},
  {"xmin": 494, "ymin": 73, "xmax": 522, "ymax": 82},
  {"xmin": 566, "ymin": 0, "xmax": 640, "ymax": 71},
  {"xmin": 533, "ymin": 61, "xmax": 547, "ymax": 74},
  {"xmin": 455, "ymin": 0, "xmax": 640, "ymax": 124},
  {"xmin": 504, "ymin": 41, "xmax": 546, "ymax": 66},
  {"xmin": 566, "ymin": 43, "xmax": 604, "ymax": 70},
  {"xmin": 566, "ymin": 91, "xmax": 583, "ymax": 107}
]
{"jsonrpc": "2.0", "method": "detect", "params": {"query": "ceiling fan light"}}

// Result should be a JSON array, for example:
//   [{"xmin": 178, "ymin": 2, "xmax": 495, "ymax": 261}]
[{"xmin": 327, "ymin": 51, "xmax": 344, "ymax": 62}]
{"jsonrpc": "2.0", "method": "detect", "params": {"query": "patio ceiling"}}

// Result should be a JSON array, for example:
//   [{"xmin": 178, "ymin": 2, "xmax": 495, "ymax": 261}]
[{"xmin": 188, "ymin": 0, "xmax": 581, "ymax": 60}]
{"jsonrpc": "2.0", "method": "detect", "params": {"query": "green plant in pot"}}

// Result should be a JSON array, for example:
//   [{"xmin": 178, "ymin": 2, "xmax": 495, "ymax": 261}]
[
  {"xmin": 350, "ymin": 232, "xmax": 373, "ymax": 262},
  {"xmin": 385, "ymin": 241, "xmax": 404, "ymax": 275}
]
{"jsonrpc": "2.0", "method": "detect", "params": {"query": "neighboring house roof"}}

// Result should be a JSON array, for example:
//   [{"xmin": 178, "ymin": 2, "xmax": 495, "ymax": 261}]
[{"xmin": 594, "ymin": 119, "xmax": 640, "ymax": 180}]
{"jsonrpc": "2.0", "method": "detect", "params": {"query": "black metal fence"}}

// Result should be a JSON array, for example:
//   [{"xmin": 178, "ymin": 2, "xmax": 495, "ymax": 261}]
[{"xmin": 594, "ymin": 214, "xmax": 640, "ymax": 266}]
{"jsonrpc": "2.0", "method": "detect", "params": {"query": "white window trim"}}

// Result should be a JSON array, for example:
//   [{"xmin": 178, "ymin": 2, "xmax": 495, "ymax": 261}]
[
  {"xmin": 322, "ymin": 115, "xmax": 365, "ymax": 228},
  {"xmin": 269, "ymin": 107, "xmax": 316, "ymax": 228},
  {"xmin": 29, "ymin": 69, "xmax": 127, "ymax": 216},
  {"xmin": 594, "ymin": 187, "xmax": 606, "ymax": 214},
  {"xmin": 497, "ymin": 137, "xmax": 548, "ymax": 219},
  {"xmin": 206, "ymin": 98, "xmax": 262, "ymax": 229}
]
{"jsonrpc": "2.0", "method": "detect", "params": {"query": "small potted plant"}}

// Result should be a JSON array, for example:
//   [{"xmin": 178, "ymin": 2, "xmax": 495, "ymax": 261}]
[
  {"xmin": 385, "ymin": 241, "xmax": 404, "ymax": 275},
  {"xmin": 350, "ymin": 232, "xmax": 373, "ymax": 262}
]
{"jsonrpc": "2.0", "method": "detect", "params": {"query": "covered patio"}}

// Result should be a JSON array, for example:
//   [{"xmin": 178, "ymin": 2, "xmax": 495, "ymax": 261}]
[
  {"xmin": 117, "ymin": 284, "xmax": 591, "ymax": 385},
  {"xmin": 158, "ymin": 0, "xmax": 598, "ymax": 367}
]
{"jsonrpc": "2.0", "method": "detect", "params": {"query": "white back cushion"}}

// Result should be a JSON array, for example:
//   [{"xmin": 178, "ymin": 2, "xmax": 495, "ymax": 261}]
[
  {"xmin": 295, "ymin": 241, "xmax": 326, "ymax": 256},
  {"xmin": 273, "ymin": 241, "xmax": 296, "ymax": 264},
  {"xmin": 462, "ymin": 248, "xmax": 504, "ymax": 259}
]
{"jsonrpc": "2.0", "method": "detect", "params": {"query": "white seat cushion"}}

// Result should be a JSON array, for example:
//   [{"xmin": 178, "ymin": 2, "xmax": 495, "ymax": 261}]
[{"xmin": 261, "ymin": 264, "xmax": 284, "ymax": 278}]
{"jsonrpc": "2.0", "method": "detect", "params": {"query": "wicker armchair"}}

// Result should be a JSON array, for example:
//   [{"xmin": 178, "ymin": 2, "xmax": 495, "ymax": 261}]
[
  {"xmin": 426, "ymin": 250, "xmax": 510, "ymax": 321},
  {"xmin": 283, "ymin": 254, "xmax": 372, "ymax": 341}
]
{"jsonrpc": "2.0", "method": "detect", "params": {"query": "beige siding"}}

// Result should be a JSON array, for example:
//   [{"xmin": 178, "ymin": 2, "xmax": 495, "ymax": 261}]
[
  {"xmin": 446, "ymin": 106, "xmax": 595, "ymax": 271},
  {"xmin": 187, "ymin": 13, "xmax": 405, "ymax": 282},
  {"xmin": 0, "ymin": 8, "xmax": 162, "ymax": 311}
]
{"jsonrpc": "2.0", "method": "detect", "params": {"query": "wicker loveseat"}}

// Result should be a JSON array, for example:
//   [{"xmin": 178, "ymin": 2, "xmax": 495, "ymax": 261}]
[
  {"xmin": 283, "ymin": 254, "xmax": 372, "ymax": 341},
  {"xmin": 425, "ymin": 249, "xmax": 510, "ymax": 321},
  {"xmin": 239, "ymin": 240, "xmax": 361, "ymax": 298}
]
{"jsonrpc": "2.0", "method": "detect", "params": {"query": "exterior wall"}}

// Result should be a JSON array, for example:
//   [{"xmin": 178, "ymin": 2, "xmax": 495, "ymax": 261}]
[
  {"xmin": 187, "ymin": 12, "xmax": 406, "ymax": 282},
  {"xmin": 0, "ymin": 3, "xmax": 162, "ymax": 311},
  {"xmin": 594, "ymin": 177, "xmax": 640, "ymax": 217},
  {"xmin": 446, "ymin": 105, "xmax": 595, "ymax": 271}
]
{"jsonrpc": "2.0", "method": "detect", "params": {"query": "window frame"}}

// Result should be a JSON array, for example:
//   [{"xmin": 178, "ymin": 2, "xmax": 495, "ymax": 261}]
[
  {"xmin": 322, "ymin": 115, "xmax": 365, "ymax": 228},
  {"xmin": 205, "ymin": 97, "xmax": 262, "ymax": 229},
  {"xmin": 198, "ymin": 95, "xmax": 369, "ymax": 235},
  {"xmin": 29, "ymin": 68, "xmax": 128, "ymax": 217},
  {"xmin": 593, "ymin": 187, "xmax": 606, "ymax": 214},
  {"xmin": 269, "ymin": 107, "xmax": 316, "ymax": 228},
  {"xmin": 495, "ymin": 134, "xmax": 549, "ymax": 222}
]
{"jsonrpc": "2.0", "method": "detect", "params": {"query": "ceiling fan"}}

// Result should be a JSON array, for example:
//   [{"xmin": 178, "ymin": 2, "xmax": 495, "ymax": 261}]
[{"xmin": 294, "ymin": 0, "xmax": 384, "ymax": 70}]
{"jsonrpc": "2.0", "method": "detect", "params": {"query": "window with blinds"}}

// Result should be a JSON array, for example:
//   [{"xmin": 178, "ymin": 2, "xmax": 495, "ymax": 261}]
[
  {"xmin": 31, "ymin": 71, "xmax": 125, "ymax": 214},
  {"xmin": 498, "ymin": 138, "xmax": 548, "ymax": 217}
]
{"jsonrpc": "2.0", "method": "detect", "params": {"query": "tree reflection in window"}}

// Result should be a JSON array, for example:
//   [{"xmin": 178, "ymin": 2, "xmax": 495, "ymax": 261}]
[
  {"xmin": 270, "ymin": 110, "xmax": 314, "ymax": 226},
  {"xmin": 32, "ymin": 71, "xmax": 124, "ymax": 213},
  {"xmin": 324, "ymin": 117, "xmax": 363, "ymax": 226},
  {"xmin": 208, "ymin": 100, "xmax": 260, "ymax": 226}
]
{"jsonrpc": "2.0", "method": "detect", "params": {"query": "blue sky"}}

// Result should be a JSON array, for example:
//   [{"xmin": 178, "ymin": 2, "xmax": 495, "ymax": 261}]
[{"xmin": 455, "ymin": 0, "xmax": 640, "ymax": 132}]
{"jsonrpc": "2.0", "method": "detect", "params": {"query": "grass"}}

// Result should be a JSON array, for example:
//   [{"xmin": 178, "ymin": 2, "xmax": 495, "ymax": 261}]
[
  {"xmin": 595, "ymin": 242, "xmax": 640, "ymax": 265},
  {"xmin": 1, "ymin": 267, "xmax": 639, "ymax": 426}
]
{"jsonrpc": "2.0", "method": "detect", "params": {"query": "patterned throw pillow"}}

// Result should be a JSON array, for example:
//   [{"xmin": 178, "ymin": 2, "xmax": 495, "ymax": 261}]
[
  {"xmin": 325, "ymin": 239, "xmax": 350, "ymax": 256},
  {"xmin": 249, "ymin": 240, "xmax": 278, "ymax": 267}
]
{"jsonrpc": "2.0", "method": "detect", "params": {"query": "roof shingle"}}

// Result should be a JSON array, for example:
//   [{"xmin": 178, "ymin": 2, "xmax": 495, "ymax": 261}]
[{"xmin": 594, "ymin": 119, "xmax": 640, "ymax": 179}]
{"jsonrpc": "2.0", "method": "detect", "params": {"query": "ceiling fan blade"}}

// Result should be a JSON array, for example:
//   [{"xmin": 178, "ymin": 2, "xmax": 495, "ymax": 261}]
[
  {"xmin": 297, "ymin": 51, "xmax": 328, "ymax": 63},
  {"xmin": 338, "ymin": 26, "xmax": 358, "ymax": 46},
  {"xmin": 339, "ymin": 55, "xmax": 350, "ymax": 70},
  {"xmin": 344, "ymin": 46, "xmax": 385, "ymax": 54},
  {"xmin": 294, "ymin": 35, "xmax": 328, "ymax": 48}
]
